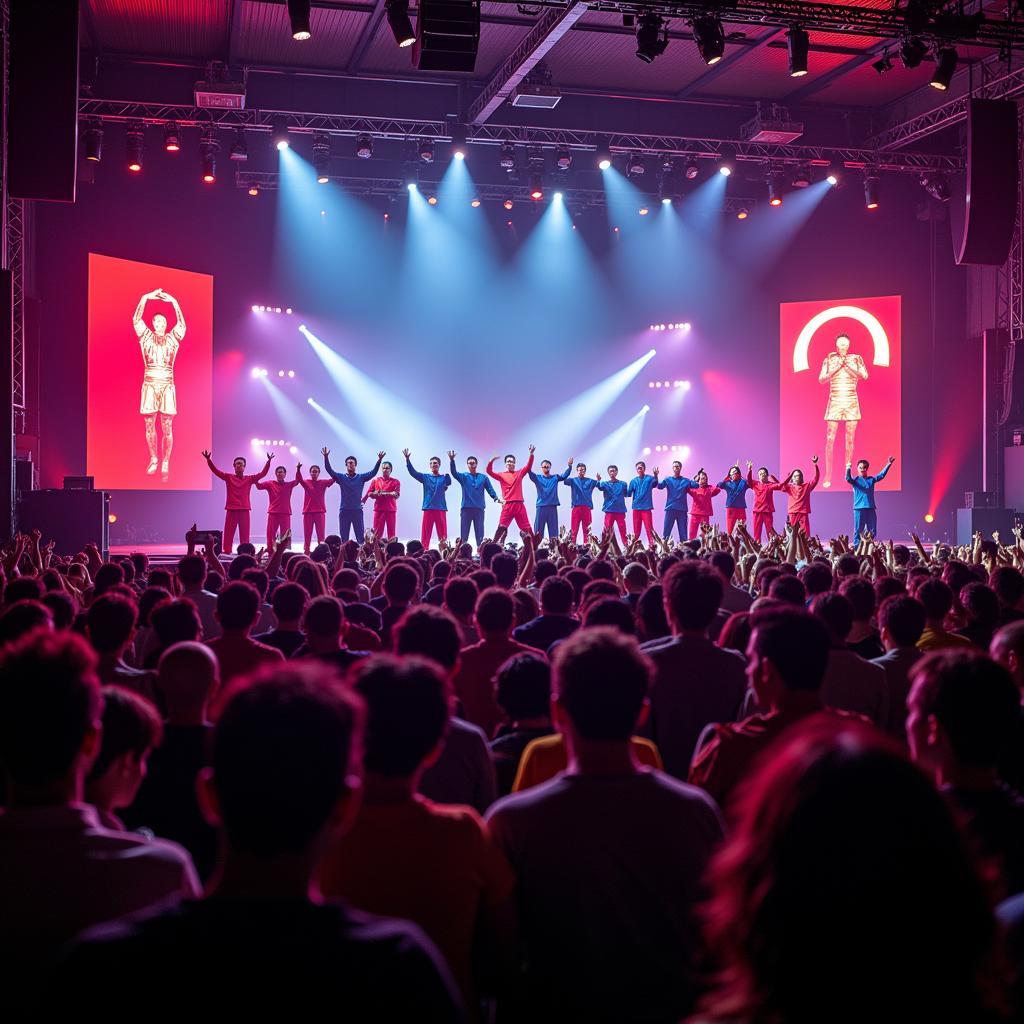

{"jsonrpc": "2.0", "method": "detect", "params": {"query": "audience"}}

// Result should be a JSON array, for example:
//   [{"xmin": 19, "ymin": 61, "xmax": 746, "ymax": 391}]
[
  {"xmin": 206, "ymin": 581, "xmax": 285, "ymax": 689},
  {"xmin": 253, "ymin": 580, "xmax": 307, "ymax": 657},
  {"xmin": 871, "ymin": 593, "xmax": 926, "ymax": 738},
  {"xmin": 512, "ymin": 576, "xmax": 579, "ymax": 652},
  {"xmin": 86, "ymin": 593, "xmax": 156, "ymax": 700},
  {"xmin": 489, "ymin": 652, "xmax": 554, "ymax": 796}
]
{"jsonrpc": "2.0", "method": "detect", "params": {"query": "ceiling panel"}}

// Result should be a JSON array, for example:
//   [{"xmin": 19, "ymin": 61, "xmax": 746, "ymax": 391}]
[
  {"xmin": 239, "ymin": 1, "xmax": 373, "ymax": 67},
  {"xmin": 87, "ymin": 0, "xmax": 229, "ymax": 56},
  {"xmin": 806, "ymin": 59, "xmax": 937, "ymax": 106},
  {"xmin": 696, "ymin": 45, "xmax": 856, "ymax": 100}
]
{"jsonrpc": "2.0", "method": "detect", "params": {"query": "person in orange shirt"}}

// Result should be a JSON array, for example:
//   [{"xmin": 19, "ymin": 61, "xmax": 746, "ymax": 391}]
[
  {"xmin": 318, "ymin": 654, "xmax": 516, "ymax": 1014},
  {"xmin": 511, "ymin": 731, "xmax": 662, "ymax": 793}
]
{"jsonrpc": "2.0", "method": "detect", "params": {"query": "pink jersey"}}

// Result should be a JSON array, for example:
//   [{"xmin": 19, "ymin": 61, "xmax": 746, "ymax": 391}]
[
  {"xmin": 299, "ymin": 476, "xmax": 335, "ymax": 514},
  {"xmin": 486, "ymin": 453, "xmax": 535, "ymax": 502},
  {"xmin": 687, "ymin": 485, "xmax": 721, "ymax": 517},
  {"xmin": 363, "ymin": 476, "xmax": 401, "ymax": 512},
  {"xmin": 257, "ymin": 478, "xmax": 300, "ymax": 514},
  {"xmin": 775, "ymin": 464, "xmax": 820, "ymax": 515},
  {"xmin": 746, "ymin": 471, "xmax": 779, "ymax": 514},
  {"xmin": 210, "ymin": 461, "xmax": 269, "ymax": 511}
]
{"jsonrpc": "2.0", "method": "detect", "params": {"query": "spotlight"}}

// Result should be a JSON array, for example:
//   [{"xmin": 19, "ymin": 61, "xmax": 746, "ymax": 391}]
[
  {"xmin": 826, "ymin": 164, "xmax": 840, "ymax": 186},
  {"xmin": 900, "ymin": 36, "xmax": 928, "ymax": 69},
  {"xmin": 553, "ymin": 190, "xmax": 564, "ymax": 201},
  {"xmin": 791, "ymin": 165, "xmax": 811, "ymax": 188},
  {"xmin": 248, "ymin": 184, "xmax": 260, "ymax": 197},
  {"xmin": 163, "ymin": 122, "xmax": 181, "ymax": 152},
  {"xmin": 684, "ymin": 158, "xmax": 699, "ymax": 180},
  {"xmin": 313, "ymin": 134, "xmax": 331, "ymax": 183},
  {"xmin": 555, "ymin": 147, "xmax": 572, "ymax": 170},
  {"xmin": 271, "ymin": 117, "xmax": 290, "ymax": 151},
  {"xmin": 924, "ymin": 513, "xmax": 935, "ymax": 524},
  {"xmin": 83, "ymin": 123, "xmax": 103, "ymax": 163},
  {"xmin": 718, "ymin": 145, "xmax": 735, "ymax": 177},
  {"xmin": 278, "ymin": 370, "xmax": 285, "ymax": 378},
  {"xmin": 872, "ymin": 54, "xmax": 894, "ymax": 74},
  {"xmin": 529, "ymin": 173, "xmax": 544, "ymax": 201},
  {"xmin": 229, "ymin": 131, "xmax": 248, "ymax": 162},
  {"xmin": 635, "ymin": 13, "xmax": 669, "ymax": 63},
  {"xmin": 404, "ymin": 166, "xmax": 419, "ymax": 191},
  {"xmin": 500, "ymin": 142, "xmax": 517, "ymax": 170},
  {"xmin": 627, "ymin": 153, "xmax": 646, "ymax": 178},
  {"xmin": 639, "ymin": 205, "xmax": 649, "ymax": 215},
  {"xmin": 288, "ymin": 0, "xmax": 312, "ymax": 39},
  {"xmin": 418, "ymin": 139, "xmax": 435, "ymax": 163},
  {"xmin": 768, "ymin": 177, "xmax": 783, "ymax": 206},
  {"xmin": 864, "ymin": 174, "xmax": 881, "ymax": 210},
  {"xmin": 470, "ymin": 198, "xmax": 481, "ymax": 207},
  {"xmin": 661, "ymin": 196, "xmax": 672, "ymax": 206},
  {"xmin": 921, "ymin": 172, "xmax": 951, "ymax": 202},
  {"xmin": 931, "ymin": 47, "xmax": 957, "ymax": 90},
  {"xmin": 503, "ymin": 198, "xmax": 514, "ymax": 210},
  {"xmin": 251, "ymin": 367, "xmax": 262, "ymax": 378},
  {"xmin": 356, "ymin": 133, "xmax": 373, "ymax": 159},
  {"xmin": 108, "ymin": 513, "xmax": 117, "ymax": 524},
  {"xmin": 787, "ymin": 27, "xmax": 809, "ymax": 76},
  {"xmin": 450, "ymin": 121, "xmax": 468, "ymax": 160},
  {"xmin": 595, "ymin": 143, "xmax": 612, "ymax": 170},
  {"xmin": 126, "ymin": 125, "xmax": 144, "ymax": 172},
  {"xmin": 385, "ymin": 0, "xmax": 416, "ymax": 47},
  {"xmin": 691, "ymin": 13, "xmax": 725, "ymax": 65},
  {"xmin": 200, "ymin": 138, "xmax": 218, "ymax": 183},
  {"xmin": 427, "ymin": 194, "xmax": 438, "ymax": 205},
  {"xmin": 736, "ymin": 207, "xmax": 749, "ymax": 219}
]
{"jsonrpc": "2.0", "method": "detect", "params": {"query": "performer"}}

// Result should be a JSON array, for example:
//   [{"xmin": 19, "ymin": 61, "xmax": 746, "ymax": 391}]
[
  {"xmin": 134, "ymin": 287, "xmax": 185, "ymax": 481},
  {"xmin": 686, "ymin": 470, "xmax": 722, "ymax": 540},
  {"xmin": 296, "ymin": 463, "xmax": 335, "ymax": 554},
  {"xmin": 530, "ymin": 457, "xmax": 573, "ymax": 541},
  {"xmin": 563, "ymin": 461, "xmax": 600, "ymax": 544},
  {"xmin": 448, "ymin": 451, "xmax": 500, "ymax": 546},
  {"xmin": 256, "ymin": 463, "xmax": 301, "ymax": 545},
  {"xmin": 746, "ymin": 462, "xmax": 780, "ymax": 542},
  {"xmin": 627, "ymin": 461, "xmax": 658, "ymax": 545},
  {"xmin": 487, "ymin": 446, "xmax": 536, "ymax": 547},
  {"xmin": 362, "ymin": 461, "xmax": 401, "ymax": 540},
  {"xmin": 719, "ymin": 464, "xmax": 750, "ymax": 536},
  {"xmin": 597, "ymin": 466, "xmax": 629, "ymax": 544},
  {"xmin": 202, "ymin": 449, "xmax": 272, "ymax": 554},
  {"xmin": 846, "ymin": 456, "xmax": 895, "ymax": 538},
  {"xmin": 656, "ymin": 461, "xmax": 696, "ymax": 542},
  {"xmin": 776, "ymin": 456, "xmax": 820, "ymax": 535},
  {"xmin": 322, "ymin": 447, "xmax": 384, "ymax": 542},
  {"xmin": 819, "ymin": 333, "xmax": 868, "ymax": 488},
  {"xmin": 404, "ymin": 450, "xmax": 451, "ymax": 549}
]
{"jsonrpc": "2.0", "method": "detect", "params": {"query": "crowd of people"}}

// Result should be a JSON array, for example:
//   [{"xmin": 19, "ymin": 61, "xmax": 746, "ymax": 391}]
[{"xmin": 1, "ymin": 519, "xmax": 1023, "ymax": 1020}]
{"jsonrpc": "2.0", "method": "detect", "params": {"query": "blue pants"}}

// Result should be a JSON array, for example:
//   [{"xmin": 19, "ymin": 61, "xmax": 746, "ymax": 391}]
[
  {"xmin": 534, "ymin": 506, "xmax": 559, "ymax": 539},
  {"xmin": 663, "ymin": 509, "xmax": 687, "ymax": 541},
  {"xmin": 338, "ymin": 508, "xmax": 365, "ymax": 542},
  {"xmin": 460, "ymin": 507, "xmax": 485, "ymax": 545},
  {"xmin": 854, "ymin": 508, "xmax": 877, "ymax": 539}
]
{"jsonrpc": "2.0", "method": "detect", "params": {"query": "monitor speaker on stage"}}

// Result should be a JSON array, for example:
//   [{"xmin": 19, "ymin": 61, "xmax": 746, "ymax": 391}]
[
  {"xmin": 955, "ymin": 506, "xmax": 1015, "ymax": 546},
  {"xmin": 17, "ymin": 489, "xmax": 109, "ymax": 557}
]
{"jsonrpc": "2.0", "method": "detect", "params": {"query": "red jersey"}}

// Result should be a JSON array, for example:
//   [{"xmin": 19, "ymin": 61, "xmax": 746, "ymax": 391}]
[
  {"xmin": 363, "ymin": 476, "xmax": 401, "ymax": 512},
  {"xmin": 298, "ymin": 476, "xmax": 335, "ymax": 514},
  {"xmin": 210, "ymin": 461, "xmax": 269, "ymax": 511},
  {"xmin": 687, "ymin": 485, "xmax": 721, "ymax": 517},
  {"xmin": 486, "ymin": 453, "xmax": 535, "ymax": 503},
  {"xmin": 746, "ymin": 471, "xmax": 779, "ymax": 514},
  {"xmin": 256, "ymin": 478, "xmax": 300, "ymax": 514},
  {"xmin": 775, "ymin": 463, "xmax": 820, "ymax": 515}
]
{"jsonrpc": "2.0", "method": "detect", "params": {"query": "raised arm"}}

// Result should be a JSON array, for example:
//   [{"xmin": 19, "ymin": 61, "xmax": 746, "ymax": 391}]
[
  {"xmin": 360, "ymin": 451, "xmax": 385, "ymax": 483},
  {"xmin": 255, "ymin": 454, "xmax": 274, "ymax": 481},
  {"xmin": 133, "ymin": 290, "xmax": 158, "ymax": 339},
  {"xmin": 448, "ymin": 455, "xmax": 462, "ymax": 483},
  {"xmin": 157, "ymin": 289, "xmax": 186, "ymax": 340},
  {"xmin": 874, "ymin": 457, "xmax": 894, "ymax": 483},
  {"xmin": 845, "ymin": 465, "xmax": 855, "ymax": 485},
  {"xmin": 559, "ymin": 459, "xmax": 573, "ymax": 482},
  {"xmin": 322, "ymin": 448, "xmax": 341, "ymax": 482},
  {"xmin": 203, "ymin": 450, "xmax": 228, "ymax": 481},
  {"xmin": 486, "ymin": 455, "xmax": 500, "ymax": 480},
  {"xmin": 404, "ymin": 452, "xmax": 425, "ymax": 483},
  {"xmin": 809, "ymin": 460, "xmax": 821, "ymax": 490},
  {"xmin": 523, "ymin": 448, "xmax": 535, "ymax": 475}
]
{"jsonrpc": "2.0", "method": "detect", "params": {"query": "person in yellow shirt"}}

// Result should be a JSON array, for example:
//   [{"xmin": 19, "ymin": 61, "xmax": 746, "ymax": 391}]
[{"xmin": 916, "ymin": 578, "xmax": 974, "ymax": 653}]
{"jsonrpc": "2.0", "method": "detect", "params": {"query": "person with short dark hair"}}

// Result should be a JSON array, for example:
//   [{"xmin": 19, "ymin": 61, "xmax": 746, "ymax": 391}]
[
  {"xmin": 582, "ymin": 596, "xmax": 636, "ymax": 635},
  {"xmin": 597, "ymin": 465, "xmax": 629, "ymax": 545},
  {"xmin": 991, "ymin": 566, "xmax": 1024, "ymax": 627},
  {"xmin": 490, "ymin": 653, "xmax": 554, "ymax": 796},
  {"xmin": 490, "ymin": 553, "xmax": 518, "ymax": 590},
  {"xmin": 708, "ymin": 551, "xmax": 752, "ymax": 615},
  {"xmin": 144, "ymin": 598, "xmax": 203, "ymax": 669},
  {"xmin": 254, "ymin": 581, "xmax": 308, "ymax": 658},
  {"xmin": 404, "ymin": 451, "xmax": 452, "ymax": 549},
  {"xmin": 636, "ymin": 583, "xmax": 670, "ymax": 643},
  {"xmin": 295, "ymin": 595, "xmax": 369, "ymax": 673},
  {"xmin": 641, "ymin": 561, "xmax": 747, "ymax": 778},
  {"xmin": 379, "ymin": 562, "xmax": 419, "ymax": 648},
  {"xmin": 991, "ymin": 621, "xmax": 1024, "ymax": 793},
  {"xmin": 872, "ymin": 594, "xmax": 926, "ymax": 738},
  {"xmin": 487, "ymin": 628, "xmax": 724, "ymax": 1022},
  {"xmin": 207, "ymin": 581, "xmax": 285, "ymax": 689},
  {"xmin": 529, "ymin": 456, "xmax": 573, "ymax": 543},
  {"xmin": 322, "ymin": 447, "xmax": 385, "ymax": 544},
  {"xmin": 0, "ymin": 631, "xmax": 198, "ymax": 972},
  {"xmin": 768, "ymin": 574, "xmax": 806, "ymax": 607},
  {"xmin": 444, "ymin": 577, "xmax": 480, "ymax": 647},
  {"xmin": 203, "ymin": 450, "xmax": 273, "ymax": 554},
  {"xmin": 0, "ymin": 599, "xmax": 53, "ymax": 645},
  {"xmin": 917, "ymin": 577, "xmax": 973, "ymax": 652},
  {"xmin": 4, "ymin": 575, "xmax": 43, "ymax": 606},
  {"xmin": 63, "ymin": 662, "xmax": 465, "ymax": 1019},
  {"xmin": 319, "ymin": 655, "xmax": 516, "ymax": 1007},
  {"xmin": 177, "ymin": 553, "xmax": 220, "ymax": 640},
  {"xmin": 86, "ymin": 593, "xmax": 156, "ymax": 701},
  {"xmin": 563, "ymin": 461, "xmax": 600, "ymax": 544},
  {"xmin": 958, "ymin": 582, "xmax": 1001, "ymax": 650},
  {"xmin": 512, "ymin": 576, "xmax": 578, "ymax": 652},
  {"xmin": 800, "ymin": 560, "xmax": 833, "ymax": 598},
  {"xmin": 840, "ymin": 575, "xmax": 884, "ymax": 660},
  {"xmin": 447, "ymin": 452, "xmax": 500, "ymax": 547},
  {"xmin": 845, "ymin": 455, "xmax": 894, "ymax": 539}
]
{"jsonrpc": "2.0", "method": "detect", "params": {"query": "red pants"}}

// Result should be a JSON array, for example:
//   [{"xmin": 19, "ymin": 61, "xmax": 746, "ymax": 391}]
[
  {"xmin": 570, "ymin": 506, "xmax": 592, "ymax": 543},
  {"xmin": 373, "ymin": 508, "xmax": 397, "ymax": 539},
  {"xmin": 788, "ymin": 512, "xmax": 811, "ymax": 535},
  {"xmin": 726, "ymin": 509, "xmax": 747, "ymax": 535},
  {"xmin": 499, "ymin": 501, "xmax": 531, "ymax": 533},
  {"xmin": 266, "ymin": 513, "xmax": 291, "ymax": 545},
  {"xmin": 421, "ymin": 509, "xmax": 447, "ymax": 547},
  {"xmin": 303, "ymin": 512, "xmax": 326, "ymax": 552},
  {"xmin": 223, "ymin": 509, "xmax": 250, "ymax": 553},
  {"xmin": 688, "ymin": 514, "xmax": 710, "ymax": 540},
  {"xmin": 604, "ymin": 512, "xmax": 627, "ymax": 543},
  {"xmin": 752, "ymin": 512, "xmax": 774, "ymax": 542},
  {"xmin": 632, "ymin": 510, "xmax": 655, "ymax": 544}
]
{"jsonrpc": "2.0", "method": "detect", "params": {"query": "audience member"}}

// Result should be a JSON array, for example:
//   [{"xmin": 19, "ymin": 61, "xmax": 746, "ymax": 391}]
[
  {"xmin": 207, "ymin": 581, "xmax": 285, "ymax": 690},
  {"xmin": 86, "ymin": 593, "xmax": 156, "ymax": 701},
  {"xmin": 253, "ymin": 581, "xmax": 308, "ymax": 657},
  {"xmin": 871, "ymin": 594, "xmax": 926, "ymax": 738},
  {"xmin": 488, "ymin": 653, "xmax": 554, "ymax": 796}
]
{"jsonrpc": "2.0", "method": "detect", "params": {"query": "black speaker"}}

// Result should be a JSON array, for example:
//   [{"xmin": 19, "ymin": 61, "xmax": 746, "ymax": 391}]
[
  {"xmin": 414, "ymin": 0, "xmax": 480, "ymax": 71},
  {"xmin": 955, "ymin": 506, "xmax": 1015, "ymax": 545},
  {"xmin": 8, "ymin": 0, "xmax": 80, "ymax": 202},
  {"xmin": 14, "ymin": 457, "xmax": 35, "ymax": 497},
  {"xmin": 954, "ymin": 99, "xmax": 1019, "ymax": 267},
  {"xmin": 17, "ymin": 489, "xmax": 109, "ymax": 557}
]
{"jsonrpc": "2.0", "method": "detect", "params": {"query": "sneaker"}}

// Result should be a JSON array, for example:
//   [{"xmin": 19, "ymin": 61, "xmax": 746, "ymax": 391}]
[{"xmin": 146, "ymin": 458, "xmax": 158, "ymax": 474}]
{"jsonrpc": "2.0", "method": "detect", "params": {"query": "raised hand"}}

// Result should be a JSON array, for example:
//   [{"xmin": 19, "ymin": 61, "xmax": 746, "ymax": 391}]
[
  {"xmin": 266, "ymin": 451, "xmax": 275, "ymax": 461},
  {"xmin": 447, "ymin": 450, "xmax": 456, "ymax": 460},
  {"xmin": 322, "ymin": 447, "xmax": 330, "ymax": 457},
  {"xmin": 402, "ymin": 448, "xmax": 411, "ymax": 459},
  {"xmin": 746, "ymin": 460, "xmax": 753, "ymax": 469},
  {"xmin": 377, "ymin": 450, "xmax": 386, "ymax": 460},
  {"xmin": 295, "ymin": 463, "xmax": 302, "ymax": 473},
  {"xmin": 528, "ymin": 444, "xmax": 536, "ymax": 453},
  {"xmin": 202, "ymin": 449, "xmax": 212, "ymax": 460},
  {"xmin": 811, "ymin": 455, "xmax": 819, "ymax": 463},
  {"xmin": 567, "ymin": 456, "xmax": 574, "ymax": 466},
  {"xmin": 888, "ymin": 455, "xmax": 896, "ymax": 464}
]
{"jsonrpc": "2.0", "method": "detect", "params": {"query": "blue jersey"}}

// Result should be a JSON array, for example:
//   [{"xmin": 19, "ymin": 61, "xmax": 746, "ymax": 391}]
[
  {"xmin": 529, "ymin": 466, "xmax": 572, "ymax": 507},
  {"xmin": 627, "ymin": 474, "xmax": 656, "ymax": 511},
  {"xmin": 449, "ymin": 460, "xmax": 498, "ymax": 510},
  {"xmin": 324, "ymin": 453, "xmax": 381, "ymax": 510},
  {"xmin": 598, "ymin": 479, "xmax": 628, "ymax": 514},
  {"xmin": 846, "ymin": 462, "xmax": 891, "ymax": 510},
  {"xmin": 563, "ymin": 475, "xmax": 599, "ymax": 509},
  {"xmin": 656, "ymin": 475, "xmax": 696, "ymax": 511},
  {"xmin": 406, "ymin": 459, "xmax": 451, "ymax": 511},
  {"xmin": 718, "ymin": 477, "xmax": 750, "ymax": 510}
]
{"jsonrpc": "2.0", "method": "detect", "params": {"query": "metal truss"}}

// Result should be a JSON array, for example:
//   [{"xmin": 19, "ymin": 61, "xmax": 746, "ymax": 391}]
[
  {"xmin": 6, "ymin": 195, "xmax": 23, "ymax": 410},
  {"xmin": 79, "ymin": 99, "xmax": 963, "ymax": 173},
  {"xmin": 871, "ymin": 58, "xmax": 1024, "ymax": 151},
  {"xmin": 996, "ymin": 106, "xmax": 1024, "ymax": 351}
]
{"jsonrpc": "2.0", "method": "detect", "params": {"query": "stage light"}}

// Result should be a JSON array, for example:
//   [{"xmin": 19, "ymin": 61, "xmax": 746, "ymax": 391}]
[
  {"xmin": 643, "ymin": 447, "xmax": 651, "ymax": 455},
  {"xmin": 288, "ymin": 0, "xmax": 312, "ymax": 39},
  {"xmin": 251, "ymin": 367, "xmax": 262, "ymax": 378},
  {"xmin": 718, "ymin": 144, "xmax": 735, "ymax": 176},
  {"xmin": 500, "ymin": 142, "xmax": 517, "ymax": 170},
  {"xmin": 924, "ymin": 513, "xmax": 935, "ymax": 524},
  {"xmin": 648, "ymin": 348, "xmax": 656, "ymax": 355},
  {"xmin": 251, "ymin": 437, "xmax": 260, "ymax": 444},
  {"xmin": 684, "ymin": 158, "xmax": 699, "ymax": 180},
  {"xmin": 529, "ymin": 173, "xmax": 544, "ymax": 201},
  {"xmin": 229, "ymin": 131, "xmax": 248, "ymax": 162},
  {"xmin": 313, "ymin": 134, "xmax": 331, "ymax": 183},
  {"xmin": 278, "ymin": 370, "xmax": 285, "ymax": 377},
  {"xmin": 355, "ymin": 133, "xmax": 373, "ymax": 160},
  {"xmin": 248, "ymin": 184, "xmax": 260, "ymax": 196},
  {"xmin": 286, "ymin": 308, "xmax": 293, "ymax": 314},
  {"xmin": 826, "ymin": 170, "xmax": 839, "ymax": 186},
  {"xmin": 126, "ymin": 126, "xmax": 144, "ymax": 172},
  {"xmin": 385, "ymin": 0, "xmax": 416, "ymax": 47},
  {"xmin": 682, "ymin": 322, "xmax": 691, "ymax": 331},
  {"xmin": 921, "ymin": 172, "xmax": 951, "ymax": 202},
  {"xmin": 613, "ymin": 226, "xmax": 620, "ymax": 233},
  {"xmin": 200, "ymin": 140, "xmax": 218, "ymax": 184},
  {"xmin": 163, "ymin": 122, "xmax": 181, "ymax": 152},
  {"xmin": 555, "ymin": 147, "xmax": 572, "ymax": 170},
  {"xmin": 503, "ymin": 198, "xmax": 514, "ymax": 210},
  {"xmin": 553, "ymin": 190, "xmax": 564, "ymax": 201},
  {"xmin": 595, "ymin": 143, "xmax": 612, "ymax": 170},
  {"xmin": 931, "ymin": 47, "xmax": 957, "ymax": 90},
  {"xmin": 269, "ymin": 119, "xmax": 289, "ymax": 152},
  {"xmin": 83, "ymin": 123, "xmax": 103, "ymax": 163},
  {"xmin": 108, "ymin": 513, "xmax": 117, "ymax": 524},
  {"xmin": 661, "ymin": 196, "xmax": 672, "ymax": 205},
  {"xmin": 691, "ymin": 13, "xmax": 725, "ymax": 65},
  {"xmin": 307, "ymin": 397, "xmax": 314, "ymax": 405},
  {"xmin": 872, "ymin": 54, "xmax": 893, "ymax": 74},
  {"xmin": 792, "ymin": 165, "xmax": 811, "ymax": 188},
  {"xmin": 427, "ymin": 194, "xmax": 438, "ymax": 205},
  {"xmin": 641, "ymin": 404, "xmax": 650, "ymax": 413},
  {"xmin": 900, "ymin": 36, "xmax": 928, "ymax": 68},
  {"xmin": 471, "ymin": 198, "xmax": 481, "ymax": 207},
  {"xmin": 864, "ymin": 174, "xmax": 881, "ymax": 210},
  {"xmin": 768, "ymin": 177, "xmax": 783, "ymax": 206},
  {"xmin": 290, "ymin": 445, "xmax": 299, "ymax": 455},
  {"xmin": 635, "ymin": 13, "xmax": 669, "ymax": 62},
  {"xmin": 450, "ymin": 122, "xmax": 468, "ymax": 160},
  {"xmin": 639, "ymin": 206, "xmax": 649, "ymax": 215},
  {"xmin": 418, "ymin": 139, "xmax": 435, "ymax": 163},
  {"xmin": 737, "ymin": 207, "xmax": 749, "ymax": 219},
  {"xmin": 251, "ymin": 305, "xmax": 259, "ymax": 313},
  {"xmin": 288, "ymin": 370, "xmax": 295, "ymax": 377},
  {"xmin": 627, "ymin": 153, "xmax": 645, "ymax": 178},
  {"xmin": 787, "ymin": 27, "xmax": 809, "ymax": 76}
]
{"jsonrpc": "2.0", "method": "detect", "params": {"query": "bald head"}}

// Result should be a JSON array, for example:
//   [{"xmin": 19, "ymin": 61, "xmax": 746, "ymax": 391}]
[{"xmin": 157, "ymin": 641, "xmax": 219, "ymax": 722}]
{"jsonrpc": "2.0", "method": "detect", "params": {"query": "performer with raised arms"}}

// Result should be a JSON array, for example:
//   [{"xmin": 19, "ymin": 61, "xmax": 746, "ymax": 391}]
[
  {"xmin": 363, "ymin": 460, "xmax": 401, "ymax": 541},
  {"xmin": 488, "ymin": 446, "xmax": 535, "ymax": 547},
  {"xmin": 846, "ymin": 455, "xmax": 895, "ymax": 538},
  {"xmin": 322, "ymin": 447, "xmax": 384, "ymax": 542},
  {"xmin": 563, "ymin": 461, "xmax": 600, "ymax": 544},
  {"xmin": 448, "ymin": 451, "xmax": 500, "ymax": 546},
  {"xmin": 296, "ymin": 463, "xmax": 335, "ymax": 554},
  {"xmin": 202, "ymin": 449, "xmax": 273, "ymax": 554},
  {"xmin": 530, "ymin": 457, "xmax": 573, "ymax": 542},
  {"xmin": 657, "ymin": 461, "xmax": 696, "ymax": 542},
  {"xmin": 404, "ymin": 450, "xmax": 451, "ymax": 549},
  {"xmin": 256, "ymin": 463, "xmax": 301, "ymax": 546},
  {"xmin": 776, "ymin": 456, "xmax": 820, "ymax": 536},
  {"xmin": 746, "ymin": 462, "xmax": 780, "ymax": 542}
]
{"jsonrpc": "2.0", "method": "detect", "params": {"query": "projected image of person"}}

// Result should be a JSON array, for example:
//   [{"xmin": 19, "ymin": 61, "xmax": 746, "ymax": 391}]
[
  {"xmin": 134, "ymin": 288, "xmax": 185, "ymax": 481},
  {"xmin": 819, "ymin": 333, "xmax": 868, "ymax": 488}
]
